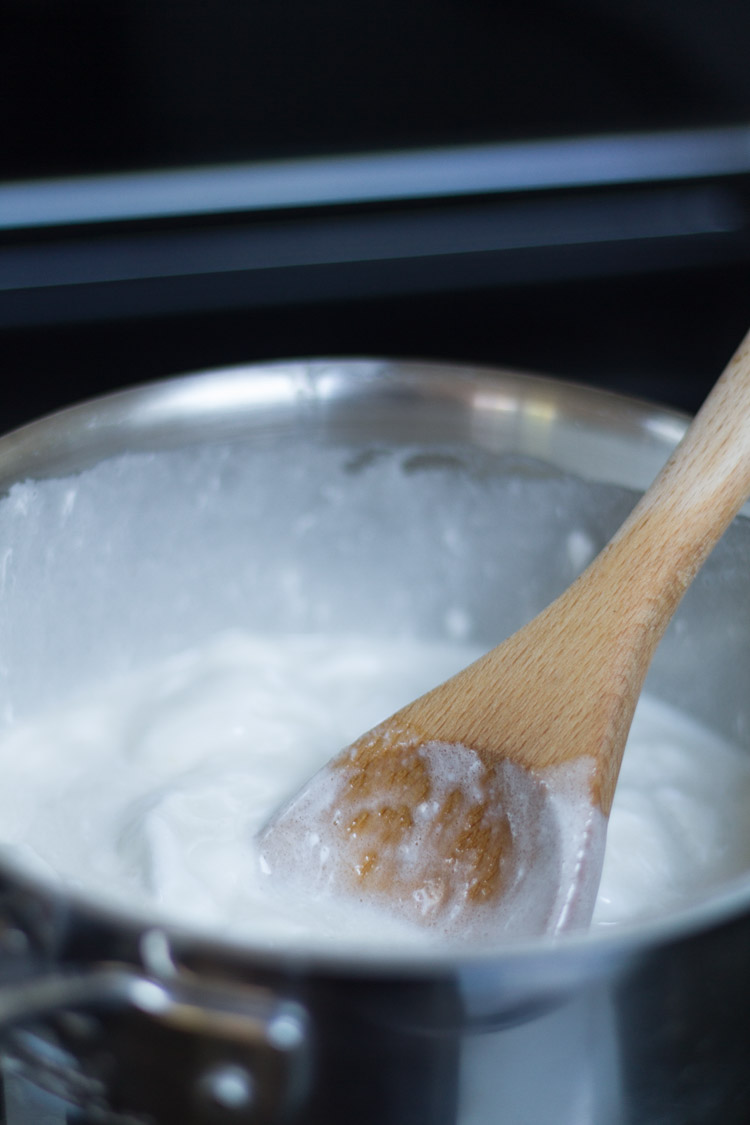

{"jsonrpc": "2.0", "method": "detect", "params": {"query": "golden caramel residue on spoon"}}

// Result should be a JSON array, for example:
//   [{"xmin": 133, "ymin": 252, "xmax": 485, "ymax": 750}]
[{"xmin": 335, "ymin": 723, "xmax": 514, "ymax": 908}]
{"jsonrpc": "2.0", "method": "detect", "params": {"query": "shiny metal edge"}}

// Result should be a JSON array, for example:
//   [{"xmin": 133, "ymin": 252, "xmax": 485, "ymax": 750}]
[
  {"xmin": 0, "ymin": 356, "xmax": 689, "ymax": 492},
  {"xmin": 2, "ymin": 124, "xmax": 750, "ymax": 231}
]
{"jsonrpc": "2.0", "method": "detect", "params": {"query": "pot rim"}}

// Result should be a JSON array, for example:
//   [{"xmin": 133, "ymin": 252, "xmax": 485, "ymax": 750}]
[{"xmin": 4, "ymin": 842, "xmax": 750, "ymax": 980}]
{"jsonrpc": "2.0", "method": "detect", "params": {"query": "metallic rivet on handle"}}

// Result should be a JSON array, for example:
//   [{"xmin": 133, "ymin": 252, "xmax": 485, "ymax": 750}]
[
  {"xmin": 267, "ymin": 1004, "xmax": 306, "ymax": 1050},
  {"xmin": 197, "ymin": 1063, "xmax": 255, "ymax": 1112},
  {"xmin": 140, "ymin": 926, "xmax": 178, "ymax": 978}
]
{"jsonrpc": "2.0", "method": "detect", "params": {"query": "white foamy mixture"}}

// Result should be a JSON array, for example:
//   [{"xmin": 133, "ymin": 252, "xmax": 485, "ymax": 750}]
[{"xmin": 0, "ymin": 630, "xmax": 749, "ymax": 950}]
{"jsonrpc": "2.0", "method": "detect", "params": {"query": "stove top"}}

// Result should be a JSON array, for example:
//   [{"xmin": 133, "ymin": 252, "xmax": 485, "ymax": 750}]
[{"xmin": 2, "ymin": 0, "xmax": 750, "ymax": 430}]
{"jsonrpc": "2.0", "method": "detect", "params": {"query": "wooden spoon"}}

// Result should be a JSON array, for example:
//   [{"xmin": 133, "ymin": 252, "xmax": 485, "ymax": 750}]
[{"xmin": 259, "ymin": 331, "xmax": 750, "ymax": 941}]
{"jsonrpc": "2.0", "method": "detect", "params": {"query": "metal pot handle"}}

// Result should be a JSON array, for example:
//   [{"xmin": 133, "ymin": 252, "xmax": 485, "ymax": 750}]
[{"xmin": 0, "ymin": 962, "xmax": 310, "ymax": 1123}]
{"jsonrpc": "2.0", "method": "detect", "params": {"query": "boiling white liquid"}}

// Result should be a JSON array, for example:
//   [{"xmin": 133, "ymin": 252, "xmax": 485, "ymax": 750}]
[{"xmin": 0, "ymin": 629, "xmax": 749, "ymax": 950}]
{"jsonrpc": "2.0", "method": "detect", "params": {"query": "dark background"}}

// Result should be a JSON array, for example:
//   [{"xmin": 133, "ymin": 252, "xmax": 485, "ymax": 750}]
[{"xmin": 2, "ymin": 0, "xmax": 750, "ymax": 432}]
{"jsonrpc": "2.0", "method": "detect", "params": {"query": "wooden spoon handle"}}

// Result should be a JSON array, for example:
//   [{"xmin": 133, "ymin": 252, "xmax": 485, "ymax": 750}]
[
  {"xmin": 384, "ymin": 330, "xmax": 750, "ymax": 817},
  {"xmin": 594, "ymin": 328, "xmax": 750, "ymax": 625},
  {"xmin": 474, "ymin": 328, "xmax": 750, "ymax": 810}
]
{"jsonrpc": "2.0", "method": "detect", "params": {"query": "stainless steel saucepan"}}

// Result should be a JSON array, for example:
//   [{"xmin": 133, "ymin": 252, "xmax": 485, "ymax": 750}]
[{"xmin": 0, "ymin": 359, "xmax": 748, "ymax": 1125}]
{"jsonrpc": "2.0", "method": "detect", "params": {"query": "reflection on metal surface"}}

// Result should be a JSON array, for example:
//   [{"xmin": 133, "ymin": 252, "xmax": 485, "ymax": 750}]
[
  {"xmin": 133, "ymin": 368, "xmax": 312, "ymax": 422},
  {"xmin": 643, "ymin": 414, "xmax": 689, "ymax": 445},
  {"xmin": 523, "ymin": 398, "xmax": 559, "ymax": 426},
  {"xmin": 2, "ymin": 125, "xmax": 750, "ymax": 231},
  {"xmin": 472, "ymin": 391, "xmax": 520, "ymax": 417}
]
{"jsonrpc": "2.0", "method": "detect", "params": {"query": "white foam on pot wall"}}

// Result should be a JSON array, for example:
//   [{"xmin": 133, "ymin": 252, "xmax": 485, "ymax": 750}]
[{"xmin": 0, "ymin": 440, "xmax": 636, "ymax": 727}]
